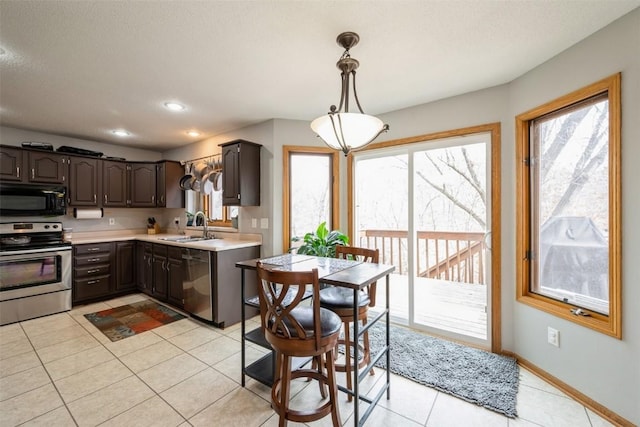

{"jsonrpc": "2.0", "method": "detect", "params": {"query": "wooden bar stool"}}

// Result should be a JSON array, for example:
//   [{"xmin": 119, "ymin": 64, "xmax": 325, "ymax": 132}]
[
  {"xmin": 319, "ymin": 246, "xmax": 379, "ymax": 401},
  {"xmin": 256, "ymin": 262, "xmax": 342, "ymax": 427}
]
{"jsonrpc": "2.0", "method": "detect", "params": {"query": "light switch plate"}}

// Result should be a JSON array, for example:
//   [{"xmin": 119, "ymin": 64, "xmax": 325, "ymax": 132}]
[
  {"xmin": 251, "ymin": 218, "xmax": 257, "ymax": 228},
  {"xmin": 260, "ymin": 218, "xmax": 269, "ymax": 229}
]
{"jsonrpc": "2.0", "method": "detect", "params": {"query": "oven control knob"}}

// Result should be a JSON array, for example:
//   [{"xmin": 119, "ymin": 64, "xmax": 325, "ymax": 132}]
[
  {"xmin": 44, "ymin": 225, "xmax": 50, "ymax": 229},
  {"xmin": 52, "ymin": 224, "xmax": 59, "ymax": 229}
]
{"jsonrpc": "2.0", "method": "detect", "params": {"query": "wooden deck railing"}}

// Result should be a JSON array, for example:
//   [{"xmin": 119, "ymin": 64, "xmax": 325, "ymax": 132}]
[{"xmin": 357, "ymin": 229, "xmax": 486, "ymax": 284}]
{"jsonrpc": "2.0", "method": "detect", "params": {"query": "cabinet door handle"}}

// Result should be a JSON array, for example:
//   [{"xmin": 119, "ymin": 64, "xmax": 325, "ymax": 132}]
[
  {"xmin": 31, "ymin": 168, "xmax": 35, "ymax": 179},
  {"xmin": 16, "ymin": 166, "xmax": 20, "ymax": 178},
  {"xmin": 87, "ymin": 257, "xmax": 100, "ymax": 262},
  {"xmin": 104, "ymin": 194, "xmax": 108, "ymax": 203},
  {"xmin": 161, "ymin": 195, "xmax": 165, "ymax": 203},
  {"xmin": 166, "ymin": 263, "xmax": 170, "ymax": 272},
  {"xmin": 162, "ymin": 260, "xmax": 166, "ymax": 271},
  {"xmin": 87, "ymin": 279, "xmax": 100, "ymax": 285},
  {"xmin": 93, "ymin": 194, "xmax": 97, "ymax": 204},
  {"xmin": 86, "ymin": 269, "xmax": 100, "ymax": 274},
  {"xmin": 87, "ymin": 247, "xmax": 101, "ymax": 252},
  {"xmin": 152, "ymin": 195, "xmax": 155, "ymax": 204}
]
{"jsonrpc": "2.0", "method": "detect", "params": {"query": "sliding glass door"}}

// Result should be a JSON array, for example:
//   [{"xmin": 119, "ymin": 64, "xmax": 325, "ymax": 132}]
[{"xmin": 354, "ymin": 133, "xmax": 492, "ymax": 348}]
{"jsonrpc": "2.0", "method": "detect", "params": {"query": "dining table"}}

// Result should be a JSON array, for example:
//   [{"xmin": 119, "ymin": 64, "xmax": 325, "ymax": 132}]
[{"xmin": 236, "ymin": 253, "xmax": 395, "ymax": 426}]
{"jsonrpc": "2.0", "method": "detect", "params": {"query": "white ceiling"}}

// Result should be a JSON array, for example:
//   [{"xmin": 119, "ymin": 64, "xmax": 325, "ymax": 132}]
[{"xmin": 1, "ymin": 1, "xmax": 638, "ymax": 151}]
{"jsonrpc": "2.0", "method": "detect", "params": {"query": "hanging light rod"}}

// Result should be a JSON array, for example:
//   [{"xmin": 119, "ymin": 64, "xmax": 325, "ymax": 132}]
[{"xmin": 311, "ymin": 31, "xmax": 389, "ymax": 156}]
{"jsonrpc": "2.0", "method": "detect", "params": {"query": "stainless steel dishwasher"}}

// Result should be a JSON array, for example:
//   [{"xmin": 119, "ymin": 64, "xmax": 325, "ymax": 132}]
[{"xmin": 182, "ymin": 248, "xmax": 213, "ymax": 322}]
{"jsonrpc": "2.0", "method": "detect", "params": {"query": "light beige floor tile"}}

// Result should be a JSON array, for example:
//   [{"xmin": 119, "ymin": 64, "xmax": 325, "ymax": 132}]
[
  {"xmin": 28, "ymin": 324, "xmax": 90, "ymax": 349},
  {"xmin": 515, "ymin": 384, "xmax": 591, "ymax": 427},
  {"xmin": 44, "ymin": 345, "xmax": 115, "ymax": 380},
  {"xmin": 100, "ymin": 395, "xmax": 185, "ymax": 427},
  {"xmin": 103, "ymin": 293, "xmax": 149, "ymax": 307},
  {"xmin": 168, "ymin": 325, "xmax": 222, "ymax": 350},
  {"xmin": 55, "ymin": 358, "xmax": 133, "ymax": 403},
  {"xmin": 21, "ymin": 313, "xmax": 78, "ymax": 337},
  {"xmin": 36, "ymin": 333, "xmax": 100, "ymax": 364},
  {"xmin": 138, "ymin": 352, "xmax": 208, "ymax": 392},
  {"xmin": 260, "ymin": 413, "xmax": 306, "ymax": 426},
  {"xmin": 0, "ymin": 335, "xmax": 33, "ymax": 360},
  {"xmin": 189, "ymin": 335, "xmax": 241, "ymax": 366},
  {"xmin": 0, "ymin": 383, "xmax": 64, "ymax": 426},
  {"xmin": 0, "ymin": 322, "xmax": 26, "ymax": 343},
  {"xmin": 507, "ymin": 416, "xmax": 545, "ymax": 426},
  {"xmin": 377, "ymin": 373, "xmax": 438, "ymax": 425},
  {"xmin": 340, "ymin": 404, "xmax": 423, "ymax": 427},
  {"xmin": 0, "ymin": 350, "xmax": 41, "ymax": 378},
  {"xmin": 102, "ymin": 330, "xmax": 163, "ymax": 357},
  {"xmin": 67, "ymin": 375, "xmax": 154, "ymax": 426},
  {"xmin": 212, "ymin": 345, "xmax": 269, "ymax": 384},
  {"xmin": 119, "ymin": 339, "xmax": 183, "ymax": 373},
  {"xmin": 20, "ymin": 406, "xmax": 76, "ymax": 427},
  {"xmin": 188, "ymin": 386, "xmax": 273, "ymax": 427},
  {"xmin": 585, "ymin": 408, "xmax": 615, "ymax": 427},
  {"xmin": 426, "ymin": 392, "xmax": 509, "ymax": 427},
  {"xmin": 0, "ymin": 365, "xmax": 51, "ymax": 401},
  {"xmin": 160, "ymin": 367, "xmax": 239, "ymax": 419},
  {"xmin": 153, "ymin": 318, "xmax": 201, "ymax": 339},
  {"xmin": 69, "ymin": 301, "xmax": 111, "ymax": 316},
  {"xmin": 518, "ymin": 368, "xmax": 567, "ymax": 398}
]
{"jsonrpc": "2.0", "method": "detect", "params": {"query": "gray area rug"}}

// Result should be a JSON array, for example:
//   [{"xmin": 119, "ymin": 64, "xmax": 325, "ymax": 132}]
[{"xmin": 362, "ymin": 320, "xmax": 519, "ymax": 418}]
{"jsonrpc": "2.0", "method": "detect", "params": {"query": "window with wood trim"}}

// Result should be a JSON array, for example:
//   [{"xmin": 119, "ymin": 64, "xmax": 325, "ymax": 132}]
[
  {"xmin": 283, "ymin": 146, "xmax": 339, "ymax": 251},
  {"xmin": 516, "ymin": 73, "xmax": 621, "ymax": 338}
]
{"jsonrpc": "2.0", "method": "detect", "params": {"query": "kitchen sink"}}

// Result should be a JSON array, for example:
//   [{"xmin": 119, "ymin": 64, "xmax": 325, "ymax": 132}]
[{"xmin": 157, "ymin": 236, "xmax": 217, "ymax": 243}]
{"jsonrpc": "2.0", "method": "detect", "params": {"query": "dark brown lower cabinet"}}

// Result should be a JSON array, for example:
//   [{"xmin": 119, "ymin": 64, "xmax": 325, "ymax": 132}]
[
  {"xmin": 137, "ymin": 242, "xmax": 153, "ymax": 295},
  {"xmin": 115, "ymin": 241, "xmax": 136, "ymax": 291},
  {"xmin": 73, "ymin": 242, "xmax": 113, "ymax": 304},
  {"xmin": 148, "ymin": 244, "xmax": 182, "ymax": 305}
]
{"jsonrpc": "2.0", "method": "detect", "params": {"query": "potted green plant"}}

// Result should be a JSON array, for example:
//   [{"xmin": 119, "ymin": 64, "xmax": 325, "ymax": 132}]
[{"xmin": 293, "ymin": 222, "xmax": 349, "ymax": 257}]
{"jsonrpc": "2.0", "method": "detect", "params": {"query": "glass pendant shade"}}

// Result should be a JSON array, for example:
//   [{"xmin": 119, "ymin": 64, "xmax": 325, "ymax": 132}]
[
  {"xmin": 311, "ymin": 31, "xmax": 388, "ymax": 156},
  {"xmin": 311, "ymin": 112, "xmax": 386, "ymax": 155}
]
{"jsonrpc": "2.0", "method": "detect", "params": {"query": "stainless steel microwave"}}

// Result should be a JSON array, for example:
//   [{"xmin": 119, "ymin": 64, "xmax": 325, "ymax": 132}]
[{"xmin": 0, "ymin": 183, "xmax": 67, "ymax": 216}]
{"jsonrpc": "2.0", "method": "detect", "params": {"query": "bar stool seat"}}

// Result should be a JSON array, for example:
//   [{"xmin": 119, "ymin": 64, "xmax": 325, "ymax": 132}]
[{"xmin": 257, "ymin": 262, "xmax": 342, "ymax": 427}]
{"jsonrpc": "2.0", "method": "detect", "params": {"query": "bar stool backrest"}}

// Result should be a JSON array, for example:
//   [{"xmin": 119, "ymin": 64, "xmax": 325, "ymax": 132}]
[
  {"xmin": 256, "ymin": 262, "xmax": 322, "ymax": 350},
  {"xmin": 335, "ymin": 246, "xmax": 380, "ymax": 307}
]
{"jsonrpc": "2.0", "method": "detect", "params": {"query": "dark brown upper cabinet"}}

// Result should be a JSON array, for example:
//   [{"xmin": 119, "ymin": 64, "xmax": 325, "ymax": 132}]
[
  {"xmin": 129, "ymin": 163, "xmax": 156, "ymax": 207},
  {"xmin": 68, "ymin": 156, "xmax": 101, "ymax": 207},
  {"xmin": 102, "ymin": 160, "xmax": 128, "ymax": 207},
  {"xmin": 26, "ymin": 151, "xmax": 67, "ymax": 184},
  {"xmin": 219, "ymin": 139, "xmax": 261, "ymax": 206},
  {"xmin": 0, "ymin": 146, "xmax": 24, "ymax": 181},
  {"xmin": 0, "ymin": 147, "xmax": 66, "ymax": 184},
  {"xmin": 156, "ymin": 161, "xmax": 184, "ymax": 208}
]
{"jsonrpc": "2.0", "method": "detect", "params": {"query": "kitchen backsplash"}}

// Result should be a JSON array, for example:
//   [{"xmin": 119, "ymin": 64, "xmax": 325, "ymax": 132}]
[{"xmin": 0, "ymin": 207, "xmax": 186, "ymax": 233}]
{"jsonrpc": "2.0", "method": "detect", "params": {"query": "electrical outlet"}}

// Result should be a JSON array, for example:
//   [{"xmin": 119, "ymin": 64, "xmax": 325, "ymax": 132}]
[
  {"xmin": 547, "ymin": 327, "xmax": 559, "ymax": 347},
  {"xmin": 173, "ymin": 217, "xmax": 180, "ymax": 224},
  {"xmin": 260, "ymin": 218, "xmax": 269, "ymax": 229},
  {"xmin": 251, "ymin": 218, "xmax": 257, "ymax": 228},
  {"xmin": 108, "ymin": 218, "xmax": 115, "ymax": 226}
]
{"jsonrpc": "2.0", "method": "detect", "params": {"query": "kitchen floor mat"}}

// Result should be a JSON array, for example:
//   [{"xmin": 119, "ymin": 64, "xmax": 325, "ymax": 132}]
[{"xmin": 84, "ymin": 300, "xmax": 186, "ymax": 342}]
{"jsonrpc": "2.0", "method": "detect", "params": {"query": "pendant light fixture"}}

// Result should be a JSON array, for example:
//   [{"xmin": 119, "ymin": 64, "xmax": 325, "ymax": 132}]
[{"xmin": 311, "ymin": 32, "xmax": 389, "ymax": 156}]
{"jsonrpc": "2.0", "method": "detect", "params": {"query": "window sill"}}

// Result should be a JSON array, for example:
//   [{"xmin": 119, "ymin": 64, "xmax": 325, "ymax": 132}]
[{"xmin": 516, "ymin": 293, "xmax": 620, "ymax": 339}]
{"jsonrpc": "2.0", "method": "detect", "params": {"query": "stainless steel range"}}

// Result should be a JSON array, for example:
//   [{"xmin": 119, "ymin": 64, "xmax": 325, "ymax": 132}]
[{"xmin": 0, "ymin": 222, "xmax": 72, "ymax": 326}]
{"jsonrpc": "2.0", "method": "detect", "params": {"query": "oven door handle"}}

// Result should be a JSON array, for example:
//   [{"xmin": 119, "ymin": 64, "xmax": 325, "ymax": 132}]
[{"xmin": 0, "ymin": 247, "xmax": 72, "ymax": 257}]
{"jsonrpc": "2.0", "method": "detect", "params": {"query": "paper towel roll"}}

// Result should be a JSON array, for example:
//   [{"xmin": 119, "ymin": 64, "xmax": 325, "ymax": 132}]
[{"xmin": 73, "ymin": 208, "xmax": 104, "ymax": 219}]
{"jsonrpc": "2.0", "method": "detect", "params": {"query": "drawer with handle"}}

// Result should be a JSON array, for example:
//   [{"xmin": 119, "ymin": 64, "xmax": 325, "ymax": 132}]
[
  {"xmin": 74, "ymin": 242, "xmax": 112, "ymax": 256},
  {"xmin": 75, "ymin": 264, "xmax": 110, "ymax": 279},
  {"xmin": 74, "ymin": 275, "xmax": 111, "ymax": 300},
  {"xmin": 75, "ymin": 253, "xmax": 111, "ymax": 267}
]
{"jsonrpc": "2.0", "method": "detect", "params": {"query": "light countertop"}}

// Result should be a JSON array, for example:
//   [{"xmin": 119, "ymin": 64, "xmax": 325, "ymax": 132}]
[{"xmin": 70, "ymin": 230, "xmax": 261, "ymax": 252}]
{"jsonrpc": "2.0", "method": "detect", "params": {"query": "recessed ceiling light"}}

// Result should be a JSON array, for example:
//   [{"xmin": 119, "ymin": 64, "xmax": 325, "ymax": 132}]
[
  {"xmin": 112, "ymin": 130, "xmax": 130, "ymax": 137},
  {"xmin": 186, "ymin": 130, "xmax": 201, "ymax": 137},
  {"xmin": 164, "ymin": 102, "xmax": 185, "ymax": 111}
]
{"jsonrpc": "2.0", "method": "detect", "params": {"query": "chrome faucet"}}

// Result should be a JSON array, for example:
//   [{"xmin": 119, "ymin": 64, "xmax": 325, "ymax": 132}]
[{"xmin": 193, "ymin": 211, "xmax": 208, "ymax": 239}]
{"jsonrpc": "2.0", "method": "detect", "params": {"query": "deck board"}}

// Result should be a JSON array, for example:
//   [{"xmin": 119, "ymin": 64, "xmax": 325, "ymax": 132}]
[{"xmin": 372, "ymin": 274, "xmax": 487, "ymax": 340}]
